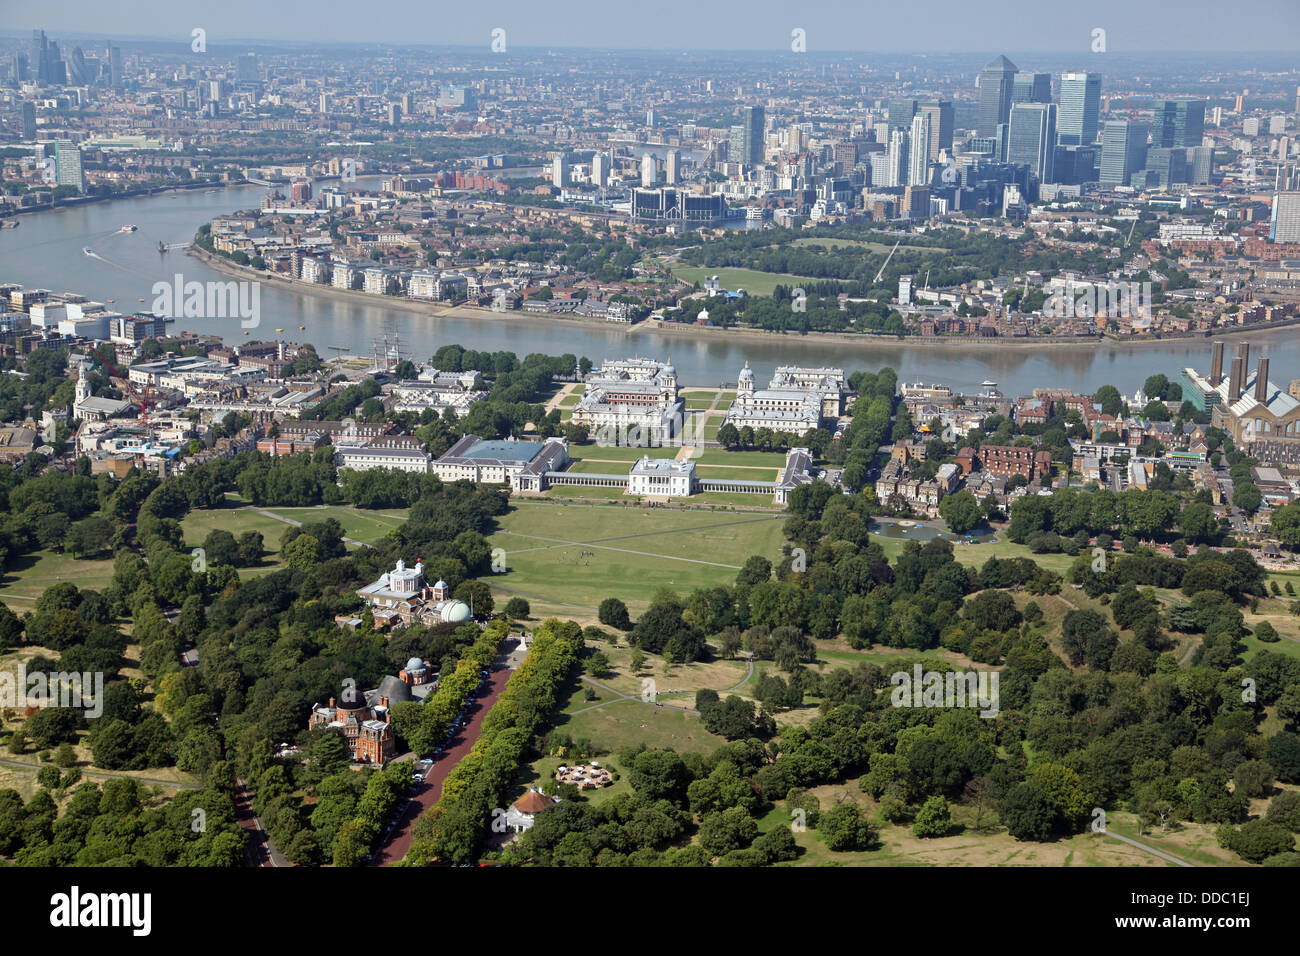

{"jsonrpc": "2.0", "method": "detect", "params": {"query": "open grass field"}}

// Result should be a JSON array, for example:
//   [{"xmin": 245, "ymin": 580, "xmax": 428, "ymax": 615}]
[
  {"xmin": 486, "ymin": 501, "xmax": 785, "ymax": 610},
  {"xmin": 694, "ymin": 465, "xmax": 781, "ymax": 481},
  {"xmin": 0, "ymin": 549, "xmax": 115, "ymax": 607},
  {"xmin": 670, "ymin": 266, "xmax": 817, "ymax": 297},
  {"xmin": 790, "ymin": 237, "xmax": 933, "ymax": 254},
  {"xmin": 754, "ymin": 789, "xmax": 1205, "ymax": 867},
  {"xmin": 546, "ymin": 681, "xmax": 725, "ymax": 756}
]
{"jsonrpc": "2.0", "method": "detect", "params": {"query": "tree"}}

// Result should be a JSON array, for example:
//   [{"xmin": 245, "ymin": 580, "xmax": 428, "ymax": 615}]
[
  {"xmin": 939, "ymin": 490, "xmax": 983, "ymax": 535},
  {"xmin": 698, "ymin": 806, "xmax": 758, "ymax": 856},
  {"xmin": 821, "ymin": 802, "xmax": 878, "ymax": 851},
  {"xmin": 236, "ymin": 531, "xmax": 264, "ymax": 566},
  {"xmin": 1000, "ymin": 782, "xmax": 1056, "ymax": 841},
  {"xmin": 503, "ymin": 597, "xmax": 530, "ymax": 620},
  {"xmin": 913, "ymin": 795, "xmax": 953, "ymax": 837},
  {"xmin": 598, "ymin": 597, "xmax": 631, "ymax": 630},
  {"xmin": 584, "ymin": 650, "xmax": 611, "ymax": 678},
  {"xmin": 453, "ymin": 580, "xmax": 493, "ymax": 616}
]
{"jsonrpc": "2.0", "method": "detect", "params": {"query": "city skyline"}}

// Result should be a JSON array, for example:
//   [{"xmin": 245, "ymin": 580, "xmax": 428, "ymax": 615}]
[{"xmin": 2, "ymin": 0, "xmax": 1299, "ymax": 51}]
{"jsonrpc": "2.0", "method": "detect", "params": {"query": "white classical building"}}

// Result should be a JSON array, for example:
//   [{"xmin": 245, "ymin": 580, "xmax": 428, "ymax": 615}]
[
  {"xmin": 628, "ymin": 456, "xmax": 696, "ymax": 496},
  {"xmin": 356, "ymin": 559, "xmax": 474, "ymax": 627},
  {"xmin": 723, "ymin": 362, "xmax": 846, "ymax": 433},
  {"xmin": 431, "ymin": 435, "xmax": 570, "ymax": 490},
  {"xmin": 570, "ymin": 357, "xmax": 684, "ymax": 445}
]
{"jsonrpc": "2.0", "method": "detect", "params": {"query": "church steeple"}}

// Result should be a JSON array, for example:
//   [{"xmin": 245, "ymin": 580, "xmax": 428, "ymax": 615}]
[{"xmin": 75, "ymin": 362, "xmax": 91, "ymax": 406}]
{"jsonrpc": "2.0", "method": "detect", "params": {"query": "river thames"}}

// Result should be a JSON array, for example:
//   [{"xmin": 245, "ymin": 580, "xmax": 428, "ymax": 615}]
[{"xmin": 3, "ymin": 179, "xmax": 1297, "ymax": 395}]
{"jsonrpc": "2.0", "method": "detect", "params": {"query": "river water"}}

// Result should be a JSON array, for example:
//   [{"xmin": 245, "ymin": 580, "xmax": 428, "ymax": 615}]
[{"xmin": 3, "ymin": 179, "xmax": 1297, "ymax": 394}]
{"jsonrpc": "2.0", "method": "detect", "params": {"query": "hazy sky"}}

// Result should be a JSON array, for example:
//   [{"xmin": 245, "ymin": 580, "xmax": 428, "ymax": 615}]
[{"xmin": 4, "ymin": 0, "xmax": 1299, "ymax": 51}]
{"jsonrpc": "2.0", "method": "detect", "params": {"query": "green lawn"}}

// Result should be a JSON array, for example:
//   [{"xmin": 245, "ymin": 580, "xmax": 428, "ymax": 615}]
[
  {"xmin": 487, "ymin": 501, "xmax": 785, "ymax": 610},
  {"xmin": 694, "ymin": 465, "xmax": 781, "ymax": 481},
  {"xmin": 690, "ymin": 449, "xmax": 792, "ymax": 467},
  {"xmin": 0, "ymin": 550, "xmax": 116, "ymax": 607}
]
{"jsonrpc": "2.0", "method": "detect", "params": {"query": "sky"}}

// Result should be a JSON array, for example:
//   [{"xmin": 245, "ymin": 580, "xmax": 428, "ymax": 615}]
[{"xmin": 3, "ymin": 0, "xmax": 1299, "ymax": 51}]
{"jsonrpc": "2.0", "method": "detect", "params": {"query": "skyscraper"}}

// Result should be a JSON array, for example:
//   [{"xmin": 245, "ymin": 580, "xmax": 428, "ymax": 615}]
[
  {"xmin": 1270, "ymin": 191, "xmax": 1300, "ymax": 242},
  {"xmin": 54, "ymin": 140, "xmax": 85, "ymax": 192},
  {"xmin": 1155, "ymin": 100, "xmax": 1205, "ymax": 148},
  {"xmin": 1099, "ymin": 121, "xmax": 1149, "ymax": 186},
  {"xmin": 665, "ymin": 149, "xmax": 680, "ymax": 185},
  {"xmin": 1007, "ymin": 103, "xmax": 1057, "ymax": 183},
  {"xmin": 1012, "ymin": 72, "xmax": 1051, "ymax": 105},
  {"xmin": 918, "ymin": 101, "xmax": 954, "ymax": 162},
  {"xmin": 236, "ymin": 53, "xmax": 258, "ymax": 84},
  {"xmin": 1186, "ymin": 146, "xmax": 1215, "ymax": 185},
  {"xmin": 741, "ymin": 105, "xmax": 765, "ymax": 166},
  {"xmin": 551, "ymin": 153, "xmax": 570, "ymax": 188},
  {"xmin": 108, "ymin": 43, "xmax": 122, "ymax": 89},
  {"xmin": 641, "ymin": 153, "xmax": 657, "ymax": 188},
  {"xmin": 21, "ymin": 101, "xmax": 36, "ymax": 140},
  {"xmin": 591, "ymin": 152, "xmax": 609, "ymax": 187},
  {"xmin": 887, "ymin": 129, "xmax": 909, "ymax": 187},
  {"xmin": 1058, "ymin": 72, "xmax": 1102, "ymax": 145},
  {"xmin": 978, "ymin": 55, "xmax": 1018, "ymax": 137},
  {"xmin": 908, "ymin": 114, "xmax": 932, "ymax": 186},
  {"xmin": 888, "ymin": 97, "xmax": 918, "ymax": 133}
]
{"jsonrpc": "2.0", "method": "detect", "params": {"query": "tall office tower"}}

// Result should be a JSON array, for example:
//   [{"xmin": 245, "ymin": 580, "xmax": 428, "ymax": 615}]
[
  {"xmin": 21, "ymin": 101, "xmax": 36, "ymax": 139},
  {"xmin": 646, "ymin": 109, "xmax": 658, "ymax": 128},
  {"xmin": 994, "ymin": 122, "xmax": 1010, "ymax": 162},
  {"xmin": 1186, "ymin": 145, "xmax": 1214, "ymax": 185},
  {"xmin": 1155, "ymin": 100, "xmax": 1205, "ymax": 148},
  {"xmin": 54, "ymin": 140, "xmax": 85, "ymax": 192},
  {"xmin": 665, "ymin": 149, "xmax": 680, "ymax": 185},
  {"xmin": 729, "ymin": 125, "xmax": 745, "ymax": 163},
  {"xmin": 1058, "ymin": 72, "xmax": 1102, "ymax": 145},
  {"xmin": 236, "ymin": 53, "xmax": 258, "ymax": 83},
  {"xmin": 1012, "ymin": 72, "xmax": 1052, "ymax": 104},
  {"xmin": 401, "ymin": 93, "xmax": 414, "ymax": 115},
  {"xmin": 1234, "ymin": 94, "xmax": 1245, "ymax": 113},
  {"xmin": 318, "ymin": 92, "xmax": 329, "ymax": 114},
  {"xmin": 551, "ymin": 153, "xmax": 570, "ymax": 188},
  {"xmin": 11, "ymin": 52, "xmax": 29, "ymax": 84},
  {"xmin": 640, "ymin": 152, "xmax": 657, "ymax": 188},
  {"xmin": 107, "ymin": 43, "xmax": 122, "ymax": 89},
  {"xmin": 887, "ymin": 128, "xmax": 909, "ymax": 187},
  {"xmin": 741, "ymin": 105, "xmax": 765, "ymax": 165},
  {"xmin": 978, "ymin": 55, "xmax": 1018, "ymax": 136},
  {"xmin": 1271, "ymin": 191, "xmax": 1300, "ymax": 242},
  {"xmin": 918, "ymin": 101, "xmax": 954, "ymax": 161},
  {"xmin": 32, "ymin": 30, "xmax": 52, "ymax": 85},
  {"xmin": 1007, "ymin": 103, "xmax": 1057, "ymax": 182},
  {"xmin": 1142, "ymin": 148, "xmax": 1187, "ymax": 186},
  {"xmin": 1099, "ymin": 120, "xmax": 1149, "ymax": 185},
  {"xmin": 1052, "ymin": 145, "xmax": 1098, "ymax": 185},
  {"xmin": 908, "ymin": 113, "xmax": 932, "ymax": 186},
  {"xmin": 386, "ymin": 103, "xmax": 401, "ymax": 126},
  {"xmin": 1212, "ymin": 106, "xmax": 1224, "ymax": 127},
  {"xmin": 1295, "ymin": 87, "xmax": 1300, "ymax": 114},
  {"xmin": 888, "ymin": 97, "xmax": 918, "ymax": 132},
  {"xmin": 869, "ymin": 151, "xmax": 890, "ymax": 187},
  {"xmin": 591, "ymin": 152, "xmax": 609, "ymax": 187}
]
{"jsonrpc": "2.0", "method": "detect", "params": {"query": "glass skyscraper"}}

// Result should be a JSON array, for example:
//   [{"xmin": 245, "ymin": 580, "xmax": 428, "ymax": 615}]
[
  {"xmin": 1012, "ymin": 72, "xmax": 1052, "ymax": 104},
  {"xmin": 1059, "ymin": 72, "xmax": 1102, "ymax": 146},
  {"xmin": 1099, "ymin": 120, "xmax": 1149, "ymax": 186},
  {"xmin": 978, "ymin": 55, "xmax": 1018, "ymax": 137},
  {"xmin": 1155, "ymin": 100, "xmax": 1205, "ymax": 148},
  {"xmin": 1007, "ymin": 103, "xmax": 1057, "ymax": 183}
]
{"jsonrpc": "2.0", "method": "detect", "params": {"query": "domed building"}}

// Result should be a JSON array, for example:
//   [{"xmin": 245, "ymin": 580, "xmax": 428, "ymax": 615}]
[
  {"xmin": 307, "ymin": 656, "xmax": 441, "ymax": 766},
  {"xmin": 355, "ymin": 559, "xmax": 481, "ymax": 628}
]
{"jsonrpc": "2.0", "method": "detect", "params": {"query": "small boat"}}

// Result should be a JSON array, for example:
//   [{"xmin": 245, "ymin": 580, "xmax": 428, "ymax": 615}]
[
  {"xmin": 138, "ymin": 298, "xmax": 146, "ymax": 303},
  {"xmin": 980, "ymin": 380, "xmax": 998, "ymax": 388},
  {"xmin": 82, "ymin": 246, "xmax": 93, "ymax": 255},
  {"xmin": 158, "ymin": 241, "xmax": 167, "ymax": 253},
  {"xmin": 298, "ymin": 325, "xmax": 306, "ymax": 330},
  {"xmin": 120, "ymin": 224, "xmax": 137, "ymax": 233}
]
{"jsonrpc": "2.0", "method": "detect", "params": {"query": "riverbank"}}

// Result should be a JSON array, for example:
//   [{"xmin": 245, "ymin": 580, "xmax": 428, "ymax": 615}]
[
  {"xmin": 2, "ymin": 179, "xmax": 230, "ymax": 220},
  {"xmin": 192, "ymin": 245, "xmax": 1300, "ymax": 355}
]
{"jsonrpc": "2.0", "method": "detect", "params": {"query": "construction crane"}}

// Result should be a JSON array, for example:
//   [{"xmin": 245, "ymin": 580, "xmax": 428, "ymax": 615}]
[{"xmin": 874, "ymin": 238, "xmax": 902, "ymax": 284}]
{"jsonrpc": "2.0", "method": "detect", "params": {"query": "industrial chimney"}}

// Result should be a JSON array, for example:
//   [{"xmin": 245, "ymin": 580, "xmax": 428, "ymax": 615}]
[
  {"xmin": 1255, "ymin": 358, "xmax": 1271, "ymax": 403},
  {"xmin": 1237, "ymin": 342, "xmax": 1250, "ymax": 373},
  {"xmin": 1229, "ymin": 356, "xmax": 1244, "ymax": 401},
  {"xmin": 1210, "ymin": 341, "xmax": 1224, "ymax": 385}
]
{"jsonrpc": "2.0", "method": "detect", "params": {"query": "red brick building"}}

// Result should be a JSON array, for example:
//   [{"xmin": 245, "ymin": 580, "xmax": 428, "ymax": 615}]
[{"xmin": 979, "ymin": 444, "xmax": 1053, "ymax": 480}]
